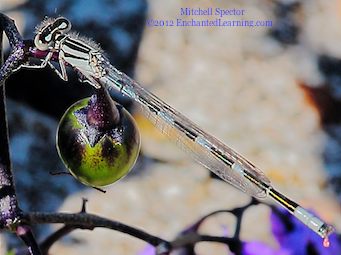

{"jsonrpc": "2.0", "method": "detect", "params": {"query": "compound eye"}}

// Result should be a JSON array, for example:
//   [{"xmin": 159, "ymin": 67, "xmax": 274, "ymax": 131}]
[
  {"xmin": 53, "ymin": 17, "xmax": 71, "ymax": 34},
  {"xmin": 34, "ymin": 34, "xmax": 50, "ymax": 51},
  {"xmin": 34, "ymin": 17, "xmax": 71, "ymax": 51}
]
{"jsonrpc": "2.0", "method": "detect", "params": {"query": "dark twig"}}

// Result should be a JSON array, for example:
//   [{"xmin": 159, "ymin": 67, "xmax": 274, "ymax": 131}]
[
  {"xmin": 172, "ymin": 232, "xmax": 235, "ymax": 248},
  {"xmin": 39, "ymin": 225, "xmax": 76, "ymax": 255},
  {"xmin": 23, "ymin": 199, "xmax": 170, "ymax": 254},
  {"xmin": 172, "ymin": 198, "xmax": 259, "ymax": 255},
  {"xmin": 0, "ymin": 13, "xmax": 42, "ymax": 255},
  {"xmin": 0, "ymin": 13, "xmax": 30, "ymax": 84},
  {"xmin": 231, "ymin": 198, "xmax": 260, "ymax": 239},
  {"xmin": 36, "ymin": 199, "xmax": 86, "ymax": 255},
  {"xmin": 17, "ymin": 225, "xmax": 42, "ymax": 255},
  {"xmin": 0, "ymin": 12, "xmax": 27, "ymax": 231},
  {"xmin": 29, "ymin": 211, "xmax": 169, "ymax": 248}
]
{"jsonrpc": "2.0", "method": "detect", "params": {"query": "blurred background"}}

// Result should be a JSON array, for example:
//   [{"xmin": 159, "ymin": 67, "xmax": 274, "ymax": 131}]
[{"xmin": 1, "ymin": 0, "xmax": 341, "ymax": 254}]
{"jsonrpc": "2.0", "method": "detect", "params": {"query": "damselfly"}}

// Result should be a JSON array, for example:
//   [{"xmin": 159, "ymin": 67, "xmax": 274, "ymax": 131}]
[{"xmin": 28, "ymin": 17, "xmax": 335, "ymax": 245}]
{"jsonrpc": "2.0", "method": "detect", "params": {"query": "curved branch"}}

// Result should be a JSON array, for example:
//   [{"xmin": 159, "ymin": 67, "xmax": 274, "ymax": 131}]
[
  {"xmin": 39, "ymin": 225, "xmax": 77, "ymax": 255},
  {"xmin": 167, "ymin": 233, "xmax": 242, "ymax": 255},
  {"xmin": 29, "ymin": 211, "xmax": 168, "ymax": 248},
  {"xmin": 0, "ymin": 13, "xmax": 41, "ymax": 255},
  {"xmin": 29, "ymin": 211, "xmax": 246, "ymax": 255},
  {"xmin": 0, "ymin": 13, "xmax": 29, "ymax": 84}
]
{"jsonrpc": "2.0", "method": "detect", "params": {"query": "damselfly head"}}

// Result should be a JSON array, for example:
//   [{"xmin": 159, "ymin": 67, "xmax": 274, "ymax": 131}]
[{"xmin": 34, "ymin": 17, "xmax": 71, "ymax": 50}]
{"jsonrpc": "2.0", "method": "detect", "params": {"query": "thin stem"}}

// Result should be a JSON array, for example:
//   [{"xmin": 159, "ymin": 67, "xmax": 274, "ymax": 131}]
[
  {"xmin": 169, "ymin": 233, "xmax": 241, "ymax": 255},
  {"xmin": 0, "ymin": 13, "xmax": 28, "ymax": 84},
  {"xmin": 39, "ymin": 225, "xmax": 76, "ymax": 255},
  {"xmin": 0, "ymin": 12, "xmax": 42, "ymax": 255},
  {"xmin": 29, "ymin": 211, "xmax": 168, "ymax": 248},
  {"xmin": 17, "ymin": 225, "xmax": 42, "ymax": 255},
  {"xmin": 0, "ymin": 11, "xmax": 27, "ymax": 232},
  {"xmin": 231, "ymin": 198, "xmax": 259, "ymax": 238}
]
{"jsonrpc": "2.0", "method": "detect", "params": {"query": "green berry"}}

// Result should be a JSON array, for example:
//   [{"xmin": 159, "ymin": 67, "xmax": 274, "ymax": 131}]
[{"xmin": 56, "ymin": 87, "xmax": 140, "ymax": 188}]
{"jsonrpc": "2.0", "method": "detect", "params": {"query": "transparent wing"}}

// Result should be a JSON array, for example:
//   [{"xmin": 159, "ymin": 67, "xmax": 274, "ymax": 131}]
[{"xmin": 99, "ymin": 64, "xmax": 271, "ymax": 199}]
